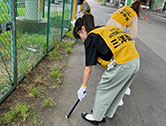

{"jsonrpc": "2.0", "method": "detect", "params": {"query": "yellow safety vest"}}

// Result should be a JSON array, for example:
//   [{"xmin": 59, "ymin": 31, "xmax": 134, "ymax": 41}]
[
  {"xmin": 81, "ymin": 1, "xmax": 91, "ymax": 14},
  {"xmin": 89, "ymin": 25, "xmax": 139, "ymax": 67},
  {"xmin": 80, "ymin": 5, "xmax": 83, "ymax": 12},
  {"xmin": 111, "ymin": 6, "xmax": 137, "ymax": 27}
]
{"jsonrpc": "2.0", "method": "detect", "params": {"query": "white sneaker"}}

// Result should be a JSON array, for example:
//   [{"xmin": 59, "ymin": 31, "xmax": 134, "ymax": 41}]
[
  {"xmin": 125, "ymin": 88, "xmax": 131, "ymax": 95},
  {"xmin": 118, "ymin": 99, "xmax": 124, "ymax": 106}
]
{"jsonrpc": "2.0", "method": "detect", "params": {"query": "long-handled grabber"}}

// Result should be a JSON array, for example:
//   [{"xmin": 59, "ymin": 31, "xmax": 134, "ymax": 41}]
[{"xmin": 65, "ymin": 99, "xmax": 80, "ymax": 119}]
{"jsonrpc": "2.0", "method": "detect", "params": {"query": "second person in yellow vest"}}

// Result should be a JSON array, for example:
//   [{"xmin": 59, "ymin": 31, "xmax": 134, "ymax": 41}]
[
  {"xmin": 106, "ymin": 0, "xmax": 141, "ymax": 40},
  {"xmin": 78, "ymin": 0, "xmax": 91, "ymax": 14}
]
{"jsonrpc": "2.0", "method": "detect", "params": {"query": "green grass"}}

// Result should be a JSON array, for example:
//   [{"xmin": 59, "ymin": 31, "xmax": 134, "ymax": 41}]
[
  {"xmin": 43, "ymin": 98, "xmax": 53, "ymax": 107},
  {"xmin": 66, "ymin": 47, "xmax": 72, "ymax": 54},
  {"xmin": 17, "ymin": 8, "xmax": 26, "ymax": 16},
  {"xmin": 47, "ymin": 49, "xmax": 63, "ymax": 61},
  {"xmin": 30, "ymin": 87, "xmax": 42, "ymax": 97},
  {"xmin": 3, "ymin": 103, "xmax": 30, "ymax": 123},
  {"xmin": 35, "ymin": 75, "xmax": 42, "ymax": 83},
  {"xmin": 66, "ymin": 26, "xmax": 75, "ymax": 39},
  {"xmin": 66, "ymin": 31, "xmax": 75, "ymax": 39},
  {"xmin": 55, "ymin": 66, "xmax": 63, "ymax": 71},
  {"xmin": 50, "ymin": 71, "xmax": 61, "ymax": 79},
  {"xmin": 0, "ymin": 117, "xmax": 5, "ymax": 124},
  {"xmin": 32, "ymin": 112, "xmax": 37, "ymax": 122},
  {"xmin": 0, "ymin": 2, "xmax": 10, "ymax": 22},
  {"xmin": 53, "ymin": 80, "xmax": 62, "ymax": 88},
  {"xmin": 63, "ymin": 62, "xmax": 68, "ymax": 67},
  {"xmin": 65, "ymin": 41, "xmax": 75, "ymax": 47}
]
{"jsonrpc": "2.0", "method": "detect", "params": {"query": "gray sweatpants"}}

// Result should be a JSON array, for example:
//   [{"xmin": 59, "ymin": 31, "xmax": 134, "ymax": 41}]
[{"xmin": 92, "ymin": 58, "xmax": 140, "ymax": 121}]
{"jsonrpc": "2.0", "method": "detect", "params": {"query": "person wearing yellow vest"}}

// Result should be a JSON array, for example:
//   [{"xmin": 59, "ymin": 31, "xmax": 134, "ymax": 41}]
[
  {"xmin": 73, "ymin": 14, "xmax": 140, "ymax": 125},
  {"xmin": 106, "ymin": 0, "xmax": 141, "ymax": 40},
  {"xmin": 78, "ymin": 0, "xmax": 91, "ymax": 14}
]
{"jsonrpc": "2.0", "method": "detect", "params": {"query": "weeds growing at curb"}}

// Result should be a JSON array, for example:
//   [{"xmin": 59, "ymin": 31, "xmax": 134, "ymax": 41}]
[
  {"xmin": 43, "ymin": 98, "xmax": 53, "ymax": 107},
  {"xmin": 2, "ymin": 103, "xmax": 30, "ymax": 123},
  {"xmin": 30, "ymin": 87, "xmax": 42, "ymax": 97},
  {"xmin": 35, "ymin": 75, "xmax": 42, "ymax": 83},
  {"xmin": 50, "ymin": 71, "xmax": 62, "ymax": 79},
  {"xmin": 66, "ymin": 47, "xmax": 72, "ymax": 54},
  {"xmin": 0, "ymin": 31, "xmax": 76, "ymax": 125},
  {"xmin": 53, "ymin": 80, "xmax": 63, "ymax": 88}
]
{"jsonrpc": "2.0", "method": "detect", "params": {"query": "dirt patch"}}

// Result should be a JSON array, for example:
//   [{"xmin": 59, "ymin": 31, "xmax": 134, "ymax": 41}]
[{"xmin": 0, "ymin": 36, "xmax": 75, "ymax": 126}]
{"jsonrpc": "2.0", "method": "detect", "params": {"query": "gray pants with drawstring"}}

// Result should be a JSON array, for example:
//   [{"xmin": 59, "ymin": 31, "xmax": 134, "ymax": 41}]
[{"xmin": 92, "ymin": 58, "xmax": 140, "ymax": 121}]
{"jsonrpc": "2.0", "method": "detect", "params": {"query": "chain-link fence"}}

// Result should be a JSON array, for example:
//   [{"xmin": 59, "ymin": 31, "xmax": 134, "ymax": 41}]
[
  {"xmin": 0, "ymin": 0, "xmax": 73, "ymax": 103},
  {"xmin": 0, "ymin": 0, "xmax": 16, "ymax": 103}
]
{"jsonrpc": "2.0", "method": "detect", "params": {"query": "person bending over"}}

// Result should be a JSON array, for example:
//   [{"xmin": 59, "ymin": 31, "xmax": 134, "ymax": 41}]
[
  {"xmin": 106, "ymin": 0, "xmax": 141, "ymax": 40},
  {"xmin": 73, "ymin": 14, "xmax": 140, "ymax": 125}
]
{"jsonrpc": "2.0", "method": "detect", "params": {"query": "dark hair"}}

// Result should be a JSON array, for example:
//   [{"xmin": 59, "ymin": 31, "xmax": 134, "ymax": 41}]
[
  {"xmin": 73, "ymin": 14, "xmax": 95, "ymax": 39},
  {"xmin": 78, "ymin": 0, "xmax": 84, "ymax": 5},
  {"xmin": 130, "ymin": 0, "xmax": 141, "ymax": 17}
]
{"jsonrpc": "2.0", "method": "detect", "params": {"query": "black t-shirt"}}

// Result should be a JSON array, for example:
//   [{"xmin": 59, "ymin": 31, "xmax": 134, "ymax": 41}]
[{"xmin": 84, "ymin": 33, "xmax": 113, "ymax": 66}]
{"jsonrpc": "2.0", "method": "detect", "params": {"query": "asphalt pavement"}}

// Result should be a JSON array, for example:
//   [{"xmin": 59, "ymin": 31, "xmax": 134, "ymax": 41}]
[{"xmin": 43, "ymin": 1, "xmax": 166, "ymax": 126}]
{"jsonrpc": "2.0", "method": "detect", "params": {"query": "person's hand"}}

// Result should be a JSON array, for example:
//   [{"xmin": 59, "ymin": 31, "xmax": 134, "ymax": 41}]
[{"xmin": 77, "ymin": 85, "xmax": 87, "ymax": 101}]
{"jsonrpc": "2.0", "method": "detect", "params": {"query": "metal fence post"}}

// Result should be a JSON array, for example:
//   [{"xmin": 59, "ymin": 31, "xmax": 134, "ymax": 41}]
[
  {"xmin": 15, "ymin": 0, "xmax": 17, "ymax": 17},
  {"xmin": 43, "ymin": 0, "xmax": 45, "ymax": 18},
  {"xmin": 46, "ymin": 0, "xmax": 51, "ymax": 54},
  {"xmin": 70, "ymin": 0, "xmax": 74, "ymax": 24},
  {"xmin": 61, "ymin": 0, "xmax": 66, "ymax": 39},
  {"xmin": 10, "ymin": 0, "xmax": 17, "ymax": 86}
]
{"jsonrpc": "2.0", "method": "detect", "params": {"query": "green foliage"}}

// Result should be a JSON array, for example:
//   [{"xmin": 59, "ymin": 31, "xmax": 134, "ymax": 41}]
[
  {"xmin": 64, "ymin": 9, "xmax": 71, "ymax": 20},
  {"xmin": 50, "ymin": 71, "xmax": 61, "ymax": 79},
  {"xmin": 43, "ymin": 98, "xmax": 53, "ymax": 107},
  {"xmin": 56, "ymin": 66, "xmax": 63, "ymax": 71},
  {"xmin": 36, "ymin": 75, "xmax": 42, "ymax": 83},
  {"xmin": 0, "ymin": 2, "xmax": 10, "ymax": 22},
  {"xmin": 5, "ymin": 108, "xmax": 19, "ymax": 122},
  {"xmin": 57, "ymin": 41, "xmax": 66, "ymax": 48},
  {"xmin": 66, "ymin": 41, "xmax": 75, "ymax": 47},
  {"xmin": 66, "ymin": 47, "xmax": 72, "ymax": 54},
  {"xmin": 0, "ymin": 31, "xmax": 11, "ymax": 57},
  {"xmin": 47, "ymin": 49, "xmax": 63, "ymax": 61},
  {"xmin": 63, "ymin": 62, "xmax": 68, "ymax": 67},
  {"xmin": 17, "ymin": 8, "xmax": 26, "ymax": 16},
  {"xmin": 32, "ymin": 112, "xmax": 37, "ymax": 121},
  {"xmin": 54, "ymin": 80, "xmax": 62, "ymax": 88},
  {"xmin": 66, "ymin": 31, "xmax": 75, "ymax": 39},
  {"xmin": 17, "ymin": 103, "xmax": 30, "ymax": 121},
  {"xmin": 53, "ymin": 80, "xmax": 62, "ymax": 88},
  {"xmin": 66, "ymin": 26, "xmax": 74, "ymax": 39},
  {"xmin": 45, "ymin": 12, "xmax": 62, "ymax": 28},
  {"xmin": 30, "ymin": 87, "xmax": 42, "ymax": 97},
  {"xmin": 0, "ymin": 117, "xmax": 5, "ymax": 124},
  {"xmin": 57, "ymin": 41, "xmax": 75, "ymax": 48},
  {"xmin": 4, "ymin": 103, "xmax": 30, "ymax": 123}
]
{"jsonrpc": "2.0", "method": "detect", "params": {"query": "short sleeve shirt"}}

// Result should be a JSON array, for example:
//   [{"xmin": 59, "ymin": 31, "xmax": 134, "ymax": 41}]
[{"xmin": 84, "ymin": 33, "xmax": 113, "ymax": 66}]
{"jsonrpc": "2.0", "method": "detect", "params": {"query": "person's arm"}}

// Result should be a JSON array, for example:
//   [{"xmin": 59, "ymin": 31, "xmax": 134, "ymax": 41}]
[
  {"xmin": 129, "ymin": 16, "xmax": 138, "ymax": 40},
  {"xmin": 77, "ymin": 66, "xmax": 92, "ymax": 101},
  {"xmin": 81, "ymin": 66, "xmax": 92, "ymax": 87}
]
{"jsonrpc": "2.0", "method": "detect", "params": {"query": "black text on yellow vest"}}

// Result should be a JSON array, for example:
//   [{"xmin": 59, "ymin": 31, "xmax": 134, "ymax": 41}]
[
  {"xmin": 89, "ymin": 25, "xmax": 139, "ymax": 67},
  {"xmin": 111, "ymin": 6, "xmax": 137, "ymax": 27}
]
